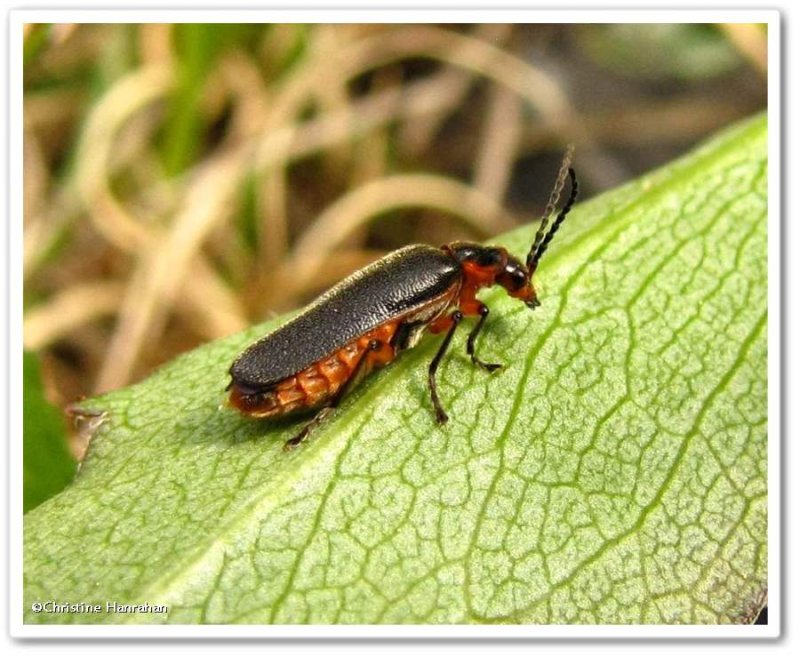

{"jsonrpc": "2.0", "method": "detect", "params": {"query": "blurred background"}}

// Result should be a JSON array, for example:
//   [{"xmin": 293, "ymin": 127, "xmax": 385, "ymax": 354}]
[{"xmin": 22, "ymin": 23, "xmax": 767, "ymax": 463}]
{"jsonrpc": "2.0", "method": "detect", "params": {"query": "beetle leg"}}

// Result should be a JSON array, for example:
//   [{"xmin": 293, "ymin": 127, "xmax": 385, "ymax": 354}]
[
  {"xmin": 466, "ymin": 304, "xmax": 503, "ymax": 372},
  {"xmin": 283, "ymin": 339, "xmax": 383, "ymax": 451},
  {"xmin": 428, "ymin": 311, "xmax": 463, "ymax": 425},
  {"xmin": 282, "ymin": 406, "xmax": 335, "ymax": 451}
]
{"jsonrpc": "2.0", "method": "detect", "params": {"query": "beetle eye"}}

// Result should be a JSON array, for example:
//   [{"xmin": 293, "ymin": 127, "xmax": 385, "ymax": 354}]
[{"xmin": 505, "ymin": 267, "xmax": 527, "ymax": 290}]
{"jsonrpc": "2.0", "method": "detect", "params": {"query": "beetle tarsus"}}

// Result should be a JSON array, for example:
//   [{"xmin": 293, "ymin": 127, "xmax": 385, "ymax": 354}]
[
  {"xmin": 472, "ymin": 357, "xmax": 503, "ymax": 373},
  {"xmin": 283, "ymin": 432, "xmax": 305, "ymax": 451}
]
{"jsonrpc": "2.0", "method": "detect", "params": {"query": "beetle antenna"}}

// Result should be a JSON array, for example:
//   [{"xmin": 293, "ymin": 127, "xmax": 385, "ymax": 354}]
[
  {"xmin": 526, "ymin": 145, "xmax": 574, "ymax": 274},
  {"xmin": 528, "ymin": 168, "xmax": 578, "ymax": 276}
]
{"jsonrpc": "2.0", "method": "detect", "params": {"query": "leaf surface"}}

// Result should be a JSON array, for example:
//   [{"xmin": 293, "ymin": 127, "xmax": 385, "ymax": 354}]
[{"xmin": 23, "ymin": 115, "xmax": 768, "ymax": 624}]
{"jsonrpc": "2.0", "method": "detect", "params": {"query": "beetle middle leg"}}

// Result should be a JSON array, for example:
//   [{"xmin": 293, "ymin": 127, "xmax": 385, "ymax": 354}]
[
  {"xmin": 283, "ymin": 338, "xmax": 385, "ymax": 451},
  {"xmin": 466, "ymin": 303, "xmax": 503, "ymax": 372},
  {"xmin": 428, "ymin": 310, "xmax": 463, "ymax": 424}
]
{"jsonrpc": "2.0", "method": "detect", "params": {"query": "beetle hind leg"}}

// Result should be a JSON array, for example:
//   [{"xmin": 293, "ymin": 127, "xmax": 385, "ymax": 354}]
[
  {"xmin": 283, "ymin": 407, "xmax": 335, "ymax": 451},
  {"xmin": 428, "ymin": 311, "xmax": 464, "ymax": 424}
]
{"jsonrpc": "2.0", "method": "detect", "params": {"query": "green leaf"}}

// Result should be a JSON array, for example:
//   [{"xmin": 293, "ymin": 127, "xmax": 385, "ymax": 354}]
[
  {"xmin": 23, "ymin": 351, "xmax": 76, "ymax": 513},
  {"xmin": 23, "ymin": 115, "xmax": 767, "ymax": 624}
]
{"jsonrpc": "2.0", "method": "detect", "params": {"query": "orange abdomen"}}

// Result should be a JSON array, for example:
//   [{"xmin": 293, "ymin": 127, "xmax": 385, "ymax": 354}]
[{"xmin": 229, "ymin": 321, "xmax": 399, "ymax": 418}]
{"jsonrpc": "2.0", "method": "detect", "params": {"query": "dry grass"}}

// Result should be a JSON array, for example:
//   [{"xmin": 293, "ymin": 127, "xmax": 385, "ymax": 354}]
[{"xmin": 22, "ymin": 23, "xmax": 767, "ymax": 423}]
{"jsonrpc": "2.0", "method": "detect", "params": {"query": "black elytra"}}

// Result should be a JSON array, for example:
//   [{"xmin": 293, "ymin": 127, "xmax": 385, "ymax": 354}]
[{"xmin": 229, "ymin": 245, "xmax": 461, "ymax": 391}]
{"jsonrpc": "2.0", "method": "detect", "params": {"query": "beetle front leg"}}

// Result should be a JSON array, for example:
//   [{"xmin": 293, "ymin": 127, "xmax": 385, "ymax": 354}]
[
  {"xmin": 466, "ymin": 304, "xmax": 503, "ymax": 372},
  {"xmin": 428, "ymin": 311, "xmax": 463, "ymax": 424}
]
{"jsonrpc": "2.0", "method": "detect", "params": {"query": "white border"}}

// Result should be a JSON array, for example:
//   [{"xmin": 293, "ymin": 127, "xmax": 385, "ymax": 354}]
[
  {"xmin": 5, "ymin": 8, "xmax": 784, "ymax": 24},
  {"xmin": 765, "ymin": 3, "xmax": 782, "ymax": 646},
  {"xmin": 8, "ymin": 7, "xmax": 781, "ymax": 641}
]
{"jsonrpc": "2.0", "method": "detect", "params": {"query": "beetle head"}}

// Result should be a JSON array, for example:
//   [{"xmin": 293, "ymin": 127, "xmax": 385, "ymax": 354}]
[
  {"xmin": 496, "ymin": 255, "xmax": 539, "ymax": 309},
  {"xmin": 447, "ymin": 243, "xmax": 542, "ymax": 308}
]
